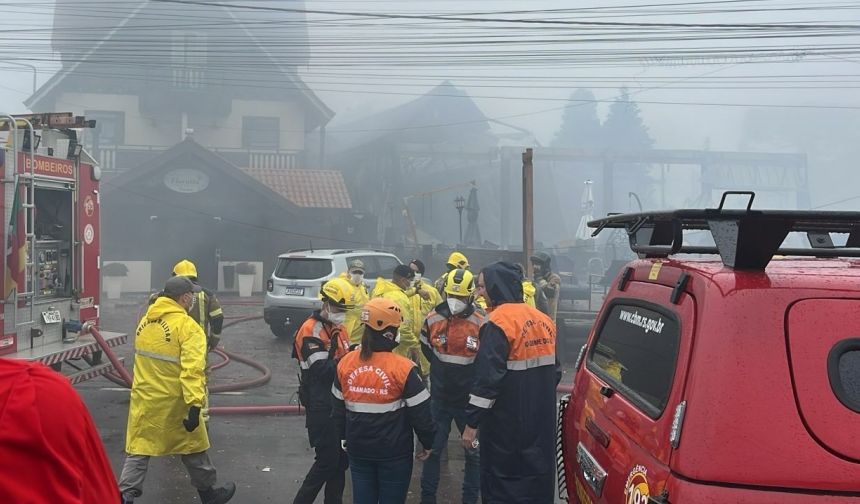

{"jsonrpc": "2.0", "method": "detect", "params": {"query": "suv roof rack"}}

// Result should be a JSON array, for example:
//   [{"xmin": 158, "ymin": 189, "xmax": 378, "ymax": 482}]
[{"xmin": 589, "ymin": 191, "xmax": 860, "ymax": 270}]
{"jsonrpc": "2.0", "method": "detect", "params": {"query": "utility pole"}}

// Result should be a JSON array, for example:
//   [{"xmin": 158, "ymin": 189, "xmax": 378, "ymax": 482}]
[{"xmin": 522, "ymin": 148, "xmax": 534, "ymax": 278}]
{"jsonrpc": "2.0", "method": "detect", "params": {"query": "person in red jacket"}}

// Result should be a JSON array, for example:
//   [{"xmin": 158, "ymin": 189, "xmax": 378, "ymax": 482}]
[
  {"xmin": 332, "ymin": 298, "xmax": 436, "ymax": 504},
  {"xmin": 0, "ymin": 358, "xmax": 118, "ymax": 503}
]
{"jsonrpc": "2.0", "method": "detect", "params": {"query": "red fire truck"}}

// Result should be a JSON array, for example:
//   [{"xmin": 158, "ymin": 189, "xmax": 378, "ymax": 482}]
[{"xmin": 0, "ymin": 113, "xmax": 126, "ymax": 383}]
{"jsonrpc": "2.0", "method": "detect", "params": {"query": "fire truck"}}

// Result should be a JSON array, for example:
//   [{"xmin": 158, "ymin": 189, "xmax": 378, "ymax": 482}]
[{"xmin": 0, "ymin": 113, "xmax": 126, "ymax": 383}]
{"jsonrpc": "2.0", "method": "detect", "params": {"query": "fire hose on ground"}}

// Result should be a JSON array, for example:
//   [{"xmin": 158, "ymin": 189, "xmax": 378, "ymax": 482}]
[
  {"xmin": 92, "ymin": 315, "xmax": 304, "ymax": 416},
  {"xmin": 90, "ymin": 314, "xmax": 574, "ymax": 416}
]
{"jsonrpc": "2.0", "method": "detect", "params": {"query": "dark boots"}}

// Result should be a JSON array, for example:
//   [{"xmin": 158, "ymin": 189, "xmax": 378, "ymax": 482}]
[{"xmin": 198, "ymin": 482, "xmax": 236, "ymax": 504}]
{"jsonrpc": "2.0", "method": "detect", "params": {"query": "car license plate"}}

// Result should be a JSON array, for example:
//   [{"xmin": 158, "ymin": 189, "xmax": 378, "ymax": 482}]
[
  {"xmin": 284, "ymin": 287, "xmax": 305, "ymax": 296},
  {"xmin": 41, "ymin": 310, "xmax": 62, "ymax": 324}
]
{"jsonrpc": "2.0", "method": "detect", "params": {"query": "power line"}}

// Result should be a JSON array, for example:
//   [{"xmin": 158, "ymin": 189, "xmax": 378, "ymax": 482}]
[{"xmin": 152, "ymin": 0, "xmax": 860, "ymax": 30}]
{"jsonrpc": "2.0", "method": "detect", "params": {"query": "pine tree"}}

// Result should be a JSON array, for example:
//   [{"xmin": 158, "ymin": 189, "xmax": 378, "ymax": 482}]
[
  {"xmin": 601, "ymin": 87, "xmax": 655, "ymax": 209},
  {"xmin": 551, "ymin": 88, "xmax": 602, "ymax": 148},
  {"xmin": 601, "ymin": 87, "xmax": 654, "ymax": 150}
]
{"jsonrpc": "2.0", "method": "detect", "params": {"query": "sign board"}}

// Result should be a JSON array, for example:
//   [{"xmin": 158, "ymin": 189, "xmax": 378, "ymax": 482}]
[
  {"xmin": 17, "ymin": 153, "xmax": 75, "ymax": 180},
  {"xmin": 164, "ymin": 168, "xmax": 209, "ymax": 193}
]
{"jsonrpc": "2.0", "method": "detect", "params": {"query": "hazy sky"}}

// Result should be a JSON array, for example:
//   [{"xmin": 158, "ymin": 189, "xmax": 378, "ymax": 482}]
[{"xmin": 1, "ymin": 0, "xmax": 858, "ymax": 151}]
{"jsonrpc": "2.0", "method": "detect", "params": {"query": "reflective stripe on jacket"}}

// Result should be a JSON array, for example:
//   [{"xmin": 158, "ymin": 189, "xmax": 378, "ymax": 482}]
[
  {"xmin": 419, "ymin": 301, "xmax": 486, "ymax": 405},
  {"xmin": 465, "ymin": 299, "xmax": 560, "ymax": 503},
  {"xmin": 127, "ymin": 296, "xmax": 209, "ymax": 456},
  {"xmin": 149, "ymin": 286, "xmax": 223, "ymax": 342},
  {"xmin": 408, "ymin": 280, "xmax": 442, "ymax": 375},
  {"xmin": 293, "ymin": 312, "xmax": 350, "ymax": 413},
  {"xmin": 332, "ymin": 349, "xmax": 435, "ymax": 460}
]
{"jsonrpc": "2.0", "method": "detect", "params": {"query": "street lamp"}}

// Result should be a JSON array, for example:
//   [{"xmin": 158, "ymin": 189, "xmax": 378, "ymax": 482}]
[
  {"xmin": 0, "ymin": 60, "xmax": 37, "ymax": 94},
  {"xmin": 454, "ymin": 195, "xmax": 466, "ymax": 244}
]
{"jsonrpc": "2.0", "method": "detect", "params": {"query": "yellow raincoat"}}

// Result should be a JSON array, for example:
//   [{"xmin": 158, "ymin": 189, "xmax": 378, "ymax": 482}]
[
  {"xmin": 126, "ymin": 296, "xmax": 209, "ymax": 456},
  {"xmin": 478, "ymin": 281, "xmax": 535, "ymax": 311},
  {"xmin": 338, "ymin": 272, "xmax": 370, "ymax": 344},
  {"xmin": 522, "ymin": 281, "xmax": 537, "ymax": 308},
  {"xmin": 406, "ymin": 280, "xmax": 442, "ymax": 375},
  {"xmin": 371, "ymin": 278, "xmax": 418, "ymax": 367}
]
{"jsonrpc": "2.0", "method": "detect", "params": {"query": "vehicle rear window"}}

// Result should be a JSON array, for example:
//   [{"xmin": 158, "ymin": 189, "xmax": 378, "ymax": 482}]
[
  {"xmin": 274, "ymin": 258, "xmax": 333, "ymax": 280},
  {"xmin": 588, "ymin": 303, "xmax": 680, "ymax": 418},
  {"xmin": 354, "ymin": 255, "xmax": 401, "ymax": 279},
  {"xmin": 828, "ymin": 340, "xmax": 860, "ymax": 413}
]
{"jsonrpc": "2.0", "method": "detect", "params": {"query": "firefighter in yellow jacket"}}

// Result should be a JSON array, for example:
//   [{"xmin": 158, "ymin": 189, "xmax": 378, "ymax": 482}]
[
  {"xmin": 119, "ymin": 276, "xmax": 235, "ymax": 504},
  {"xmin": 406, "ymin": 259, "xmax": 442, "ymax": 378},
  {"xmin": 338, "ymin": 259, "xmax": 370, "ymax": 345},
  {"xmin": 371, "ymin": 264, "xmax": 421, "ymax": 371}
]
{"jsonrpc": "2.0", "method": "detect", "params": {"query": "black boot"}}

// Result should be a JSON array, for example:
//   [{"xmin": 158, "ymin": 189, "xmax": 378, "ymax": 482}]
[{"xmin": 198, "ymin": 482, "xmax": 236, "ymax": 504}]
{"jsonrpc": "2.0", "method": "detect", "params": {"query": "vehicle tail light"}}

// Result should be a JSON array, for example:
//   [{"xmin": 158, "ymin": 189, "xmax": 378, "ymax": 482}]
[{"xmin": 266, "ymin": 279, "xmax": 274, "ymax": 292}]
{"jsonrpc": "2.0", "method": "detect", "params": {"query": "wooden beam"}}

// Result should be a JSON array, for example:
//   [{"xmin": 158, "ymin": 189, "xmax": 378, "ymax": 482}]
[{"xmin": 522, "ymin": 148, "xmax": 534, "ymax": 277}]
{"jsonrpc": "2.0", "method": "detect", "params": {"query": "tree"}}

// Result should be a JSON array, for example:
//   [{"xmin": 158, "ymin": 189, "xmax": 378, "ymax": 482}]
[
  {"xmin": 551, "ymin": 88, "xmax": 602, "ymax": 148},
  {"xmin": 601, "ymin": 87, "xmax": 654, "ymax": 150},
  {"xmin": 601, "ymin": 87, "xmax": 655, "ymax": 209}
]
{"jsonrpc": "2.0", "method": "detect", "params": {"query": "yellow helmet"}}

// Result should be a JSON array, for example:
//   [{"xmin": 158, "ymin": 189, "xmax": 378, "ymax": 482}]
[
  {"xmin": 447, "ymin": 251, "xmax": 469, "ymax": 270},
  {"xmin": 319, "ymin": 278, "xmax": 354, "ymax": 309},
  {"xmin": 173, "ymin": 259, "xmax": 198, "ymax": 279},
  {"xmin": 445, "ymin": 268, "xmax": 475, "ymax": 297},
  {"xmin": 361, "ymin": 298, "xmax": 402, "ymax": 330}
]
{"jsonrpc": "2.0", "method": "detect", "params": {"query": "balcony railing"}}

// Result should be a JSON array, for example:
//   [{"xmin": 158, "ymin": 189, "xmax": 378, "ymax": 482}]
[
  {"xmin": 171, "ymin": 67, "xmax": 206, "ymax": 89},
  {"xmin": 89, "ymin": 144, "xmax": 302, "ymax": 173}
]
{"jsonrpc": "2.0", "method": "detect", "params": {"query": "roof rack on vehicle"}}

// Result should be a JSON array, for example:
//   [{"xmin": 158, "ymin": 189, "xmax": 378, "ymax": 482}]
[{"xmin": 588, "ymin": 191, "xmax": 860, "ymax": 270}]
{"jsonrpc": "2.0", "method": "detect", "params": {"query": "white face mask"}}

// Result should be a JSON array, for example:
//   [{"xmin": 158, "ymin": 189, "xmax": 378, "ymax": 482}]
[
  {"xmin": 447, "ymin": 298, "xmax": 468, "ymax": 314},
  {"xmin": 327, "ymin": 311, "xmax": 347, "ymax": 325},
  {"xmin": 350, "ymin": 273, "xmax": 364, "ymax": 285},
  {"xmin": 414, "ymin": 273, "xmax": 422, "ymax": 283}
]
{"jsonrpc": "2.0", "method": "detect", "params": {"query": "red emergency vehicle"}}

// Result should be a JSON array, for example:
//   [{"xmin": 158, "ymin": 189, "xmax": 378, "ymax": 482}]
[
  {"xmin": 558, "ymin": 192, "xmax": 860, "ymax": 503},
  {"xmin": 0, "ymin": 113, "xmax": 126, "ymax": 383}
]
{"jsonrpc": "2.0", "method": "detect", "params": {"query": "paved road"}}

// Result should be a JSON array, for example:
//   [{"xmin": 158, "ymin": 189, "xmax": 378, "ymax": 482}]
[{"xmin": 76, "ymin": 295, "xmax": 590, "ymax": 503}]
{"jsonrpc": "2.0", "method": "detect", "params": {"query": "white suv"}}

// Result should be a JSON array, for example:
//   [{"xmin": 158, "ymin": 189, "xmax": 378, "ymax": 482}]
[{"xmin": 263, "ymin": 249, "xmax": 402, "ymax": 338}]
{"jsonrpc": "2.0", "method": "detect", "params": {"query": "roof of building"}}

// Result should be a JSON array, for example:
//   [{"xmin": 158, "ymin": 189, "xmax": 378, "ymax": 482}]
[
  {"xmin": 325, "ymin": 81, "xmax": 496, "ymax": 155},
  {"xmin": 31, "ymin": 0, "xmax": 332, "ymax": 128},
  {"xmin": 240, "ymin": 167, "xmax": 353, "ymax": 209},
  {"xmin": 103, "ymin": 138, "xmax": 302, "ymax": 214}
]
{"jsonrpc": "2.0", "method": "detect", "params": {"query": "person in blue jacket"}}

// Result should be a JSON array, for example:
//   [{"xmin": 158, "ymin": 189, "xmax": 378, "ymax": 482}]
[{"xmin": 461, "ymin": 261, "xmax": 561, "ymax": 504}]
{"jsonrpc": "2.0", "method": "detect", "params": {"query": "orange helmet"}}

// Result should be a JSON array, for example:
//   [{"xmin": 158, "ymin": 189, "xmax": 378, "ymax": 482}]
[{"xmin": 361, "ymin": 298, "xmax": 402, "ymax": 330}]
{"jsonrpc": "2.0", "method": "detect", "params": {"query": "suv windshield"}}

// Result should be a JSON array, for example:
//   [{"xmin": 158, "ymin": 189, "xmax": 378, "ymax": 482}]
[
  {"xmin": 588, "ymin": 303, "xmax": 680, "ymax": 418},
  {"xmin": 275, "ymin": 258, "xmax": 333, "ymax": 280}
]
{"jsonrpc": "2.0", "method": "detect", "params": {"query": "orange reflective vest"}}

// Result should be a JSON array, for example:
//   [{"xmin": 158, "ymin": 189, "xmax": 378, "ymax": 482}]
[
  {"xmin": 335, "ymin": 351, "xmax": 418, "ymax": 413},
  {"xmin": 421, "ymin": 309, "xmax": 485, "ymax": 366},
  {"xmin": 333, "ymin": 349, "xmax": 435, "ymax": 460},
  {"xmin": 293, "ymin": 313, "xmax": 350, "ymax": 412},
  {"xmin": 489, "ymin": 303, "xmax": 556, "ymax": 371}
]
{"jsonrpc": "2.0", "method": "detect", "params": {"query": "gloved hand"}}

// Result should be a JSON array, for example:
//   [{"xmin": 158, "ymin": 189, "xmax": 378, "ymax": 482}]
[{"xmin": 183, "ymin": 406, "xmax": 201, "ymax": 432}]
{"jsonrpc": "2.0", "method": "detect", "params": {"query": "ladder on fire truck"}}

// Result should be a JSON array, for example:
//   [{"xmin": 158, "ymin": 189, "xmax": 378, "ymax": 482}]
[
  {"xmin": 0, "ymin": 113, "xmax": 127, "ymax": 384},
  {"xmin": 1, "ymin": 114, "xmax": 37, "ymax": 328},
  {"xmin": 1, "ymin": 114, "xmax": 98, "ymax": 320}
]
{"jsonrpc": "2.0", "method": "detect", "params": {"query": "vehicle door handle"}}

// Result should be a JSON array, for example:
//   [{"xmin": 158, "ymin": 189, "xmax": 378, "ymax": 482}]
[{"xmin": 576, "ymin": 442, "xmax": 607, "ymax": 497}]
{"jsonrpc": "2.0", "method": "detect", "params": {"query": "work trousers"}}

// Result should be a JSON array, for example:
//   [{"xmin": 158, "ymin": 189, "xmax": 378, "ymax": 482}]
[
  {"xmin": 420, "ymin": 399, "xmax": 480, "ymax": 504},
  {"xmin": 350, "ymin": 453, "xmax": 413, "ymax": 504},
  {"xmin": 293, "ymin": 412, "xmax": 348, "ymax": 504},
  {"xmin": 118, "ymin": 451, "xmax": 217, "ymax": 499}
]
